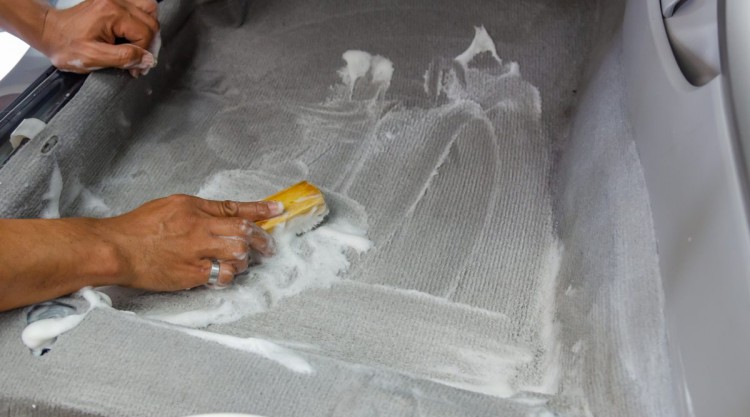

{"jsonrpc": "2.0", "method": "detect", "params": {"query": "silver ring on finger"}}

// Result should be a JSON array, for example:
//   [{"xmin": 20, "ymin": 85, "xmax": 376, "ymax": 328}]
[{"xmin": 207, "ymin": 260, "xmax": 221, "ymax": 286}]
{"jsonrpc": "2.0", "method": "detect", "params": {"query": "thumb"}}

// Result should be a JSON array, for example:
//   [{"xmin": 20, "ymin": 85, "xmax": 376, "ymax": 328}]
[{"xmin": 83, "ymin": 42, "xmax": 155, "ymax": 71}]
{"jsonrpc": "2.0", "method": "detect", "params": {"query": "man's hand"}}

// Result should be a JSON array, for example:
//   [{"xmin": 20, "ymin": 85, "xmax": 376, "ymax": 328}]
[
  {"xmin": 0, "ymin": 195, "xmax": 283, "ymax": 312},
  {"xmin": 103, "ymin": 195, "xmax": 283, "ymax": 290},
  {"xmin": 0, "ymin": 0, "xmax": 160, "ymax": 77},
  {"xmin": 42, "ymin": 0, "xmax": 159, "ymax": 76}
]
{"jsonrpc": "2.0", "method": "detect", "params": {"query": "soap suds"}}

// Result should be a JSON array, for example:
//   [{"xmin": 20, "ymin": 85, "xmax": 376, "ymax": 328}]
[
  {"xmin": 138, "ymin": 169, "xmax": 372, "ymax": 328},
  {"xmin": 40, "ymin": 165, "xmax": 113, "ymax": 218},
  {"xmin": 520, "ymin": 243, "xmax": 564, "ymax": 396},
  {"xmin": 66, "ymin": 59, "xmax": 103, "ymax": 72},
  {"xmin": 337, "ymin": 50, "xmax": 394, "ymax": 100},
  {"xmin": 432, "ymin": 346, "xmax": 535, "ymax": 397},
  {"xmin": 370, "ymin": 55, "xmax": 394, "ymax": 86},
  {"xmin": 21, "ymin": 287, "xmax": 312, "ymax": 372},
  {"xmin": 78, "ymin": 188, "xmax": 112, "ymax": 216},
  {"xmin": 21, "ymin": 288, "xmax": 110, "ymax": 355},
  {"xmin": 338, "ymin": 50, "xmax": 372, "ymax": 98},
  {"xmin": 155, "ymin": 323, "xmax": 313, "ymax": 374},
  {"xmin": 455, "ymin": 26, "xmax": 502, "ymax": 68},
  {"xmin": 40, "ymin": 163, "xmax": 63, "ymax": 219}
]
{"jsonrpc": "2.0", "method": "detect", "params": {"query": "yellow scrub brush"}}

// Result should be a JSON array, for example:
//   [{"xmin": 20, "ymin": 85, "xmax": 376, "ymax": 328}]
[{"xmin": 256, "ymin": 181, "xmax": 329, "ymax": 234}]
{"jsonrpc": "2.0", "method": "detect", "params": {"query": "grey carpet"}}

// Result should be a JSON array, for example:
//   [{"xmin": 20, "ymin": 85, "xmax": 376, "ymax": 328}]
[{"xmin": 0, "ymin": 0, "xmax": 677, "ymax": 416}]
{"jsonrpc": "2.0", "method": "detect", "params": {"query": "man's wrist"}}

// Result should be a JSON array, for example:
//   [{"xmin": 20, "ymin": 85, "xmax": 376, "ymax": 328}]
[
  {"xmin": 0, "ymin": 1, "xmax": 54, "ymax": 53},
  {"xmin": 67, "ymin": 218, "xmax": 129, "ymax": 287}
]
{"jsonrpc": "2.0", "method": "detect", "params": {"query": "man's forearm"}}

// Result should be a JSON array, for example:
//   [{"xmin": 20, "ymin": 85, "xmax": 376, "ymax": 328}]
[
  {"xmin": 0, "ymin": 1, "xmax": 51, "ymax": 52},
  {"xmin": 0, "ymin": 218, "xmax": 124, "ymax": 312}
]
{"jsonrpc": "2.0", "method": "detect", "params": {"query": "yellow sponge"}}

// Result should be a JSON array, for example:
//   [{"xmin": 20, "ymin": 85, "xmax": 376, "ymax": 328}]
[{"xmin": 256, "ymin": 181, "xmax": 329, "ymax": 234}]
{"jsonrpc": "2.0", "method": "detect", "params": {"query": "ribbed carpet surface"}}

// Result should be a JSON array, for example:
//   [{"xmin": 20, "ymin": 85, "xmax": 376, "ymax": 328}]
[{"xmin": 0, "ymin": 1, "xmax": 677, "ymax": 416}]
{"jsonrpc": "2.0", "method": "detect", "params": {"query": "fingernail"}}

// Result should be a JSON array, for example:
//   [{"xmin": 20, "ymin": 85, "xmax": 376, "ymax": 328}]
[
  {"xmin": 268, "ymin": 201, "xmax": 284, "ymax": 216},
  {"xmin": 139, "ymin": 52, "xmax": 156, "ymax": 70}
]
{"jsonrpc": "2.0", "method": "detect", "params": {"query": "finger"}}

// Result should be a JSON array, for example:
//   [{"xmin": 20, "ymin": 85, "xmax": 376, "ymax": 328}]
[
  {"xmin": 208, "ymin": 217, "xmax": 252, "ymax": 238},
  {"xmin": 51, "ymin": 56, "xmax": 104, "ymax": 74},
  {"xmin": 207, "ymin": 218, "xmax": 276, "ymax": 257},
  {"xmin": 83, "ymin": 42, "xmax": 154, "ymax": 71},
  {"xmin": 123, "ymin": 0, "xmax": 159, "ymax": 19},
  {"xmin": 224, "ymin": 256, "xmax": 250, "ymax": 275},
  {"xmin": 200, "ymin": 260, "xmax": 236, "ymax": 289},
  {"xmin": 199, "ymin": 236, "xmax": 250, "ymax": 262},
  {"xmin": 122, "ymin": 2, "xmax": 160, "ymax": 35},
  {"xmin": 112, "ymin": 14, "xmax": 155, "ymax": 51},
  {"xmin": 247, "ymin": 223, "xmax": 276, "ymax": 256},
  {"xmin": 197, "ymin": 198, "xmax": 284, "ymax": 222}
]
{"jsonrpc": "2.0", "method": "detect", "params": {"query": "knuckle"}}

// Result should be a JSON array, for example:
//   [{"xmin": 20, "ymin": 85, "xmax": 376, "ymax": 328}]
[
  {"xmin": 237, "ymin": 255, "xmax": 250, "ymax": 266},
  {"xmin": 222, "ymin": 263, "xmax": 238, "ymax": 276},
  {"xmin": 221, "ymin": 200, "xmax": 239, "ymax": 216},
  {"xmin": 168, "ymin": 194, "xmax": 193, "ymax": 205},
  {"xmin": 117, "ymin": 47, "xmax": 139, "ymax": 64},
  {"xmin": 138, "ymin": 21, "xmax": 154, "ymax": 38},
  {"xmin": 182, "ymin": 214, "xmax": 200, "ymax": 228},
  {"xmin": 231, "ymin": 240, "xmax": 249, "ymax": 254},
  {"xmin": 228, "ymin": 218, "xmax": 250, "ymax": 236},
  {"xmin": 97, "ymin": 0, "xmax": 121, "ymax": 14},
  {"xmin": 238, "ymin": 219, "xmax": 251, "ymax": 233},
  {"xmin": 143, "ymin": 1, "xmax": 158, "ymax": 15}
]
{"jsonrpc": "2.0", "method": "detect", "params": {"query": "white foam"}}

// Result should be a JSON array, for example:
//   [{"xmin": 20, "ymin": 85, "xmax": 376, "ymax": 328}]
[
  {"xmin": 338, "ymin": 50, "xmax": 372, "ymax": 98},
  {"xmin": 370, "ymin": 55, "xmax": 394, "ymax": 85},
  {"xmin": 21, "ymin": 288, "xmax": 111, "ymax": 355},
  {"xmin": 20, "ymin": 285, "xmax": 312, "ymax": 373},
  {"xmin": 65, "ymin": 59, "xmax": 103, "ymax": 72},
  {"xmin": 171, "ymin": 327, "xmax": 313, "ymax": 374},
  {"xmin": 337, "ymin": 50, "xmax": 394, "ymax": 99},
  {"xmin": 40, "ymin": 163, "xmax": 63, "ymax": 219},
  {"xmin": 79, "ymin": 188, "xmax": 111, "ymax": 215},
  {"xmin": 520, "ymin": 243, "xmax": 564, "ymax": 396},
  {"xmin": 432, "ymin": 345, "xmax": 534, "ymax": 397},
  {"xmin": 454, "ymin": 26, "xmax": 502, "ymax": 68}
]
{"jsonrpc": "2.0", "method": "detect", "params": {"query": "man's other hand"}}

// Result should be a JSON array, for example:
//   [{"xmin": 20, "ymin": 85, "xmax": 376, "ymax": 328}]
[{"xmin": 42, "ymin": 0, "xmax": 159, "ymax": 76}]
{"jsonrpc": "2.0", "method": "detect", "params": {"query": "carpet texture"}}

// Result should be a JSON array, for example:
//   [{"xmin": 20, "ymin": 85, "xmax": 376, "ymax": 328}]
[{"xmin": 0, "ymin": 0, "xmax": 677, "ymax": 416}]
